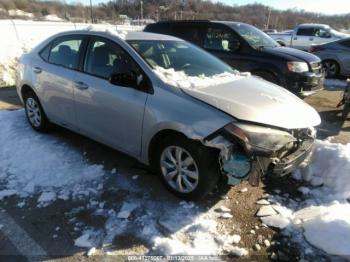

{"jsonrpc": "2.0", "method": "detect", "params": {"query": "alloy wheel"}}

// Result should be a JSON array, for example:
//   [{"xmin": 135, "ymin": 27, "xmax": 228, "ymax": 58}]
[
  {"xmin": 160, "ymin": 146, "xmax": 199, "ymax": 193},
  {"xmin": 25, "ymin": 97, "xmax": 42, "ymax": 127},
  {"xmin": 323, "ymin": 61, "xmax": 338, "ymax": 78}
]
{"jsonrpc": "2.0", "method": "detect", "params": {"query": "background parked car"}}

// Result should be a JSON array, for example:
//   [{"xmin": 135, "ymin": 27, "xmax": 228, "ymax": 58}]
[
  {"xmin": 268, "ymin": 24, "xmax": 350, "ymax": 51},
  {"xmin": 145, "ymin": 20, "xmax": 324, "ymax": 95},
  {"xmin": 310, "ymin": 38, "xmax": 350, "ymax": 78}
]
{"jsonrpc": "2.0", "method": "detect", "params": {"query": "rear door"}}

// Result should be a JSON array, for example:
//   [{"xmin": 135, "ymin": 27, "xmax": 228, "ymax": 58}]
[
  {"xmin": 202, "ymin": 24, "xmax": 245, "ymax": 70},
  {"xmin": 73, "ymin": 36, "xmax": 148, "ymax": 156},
  {"xmin": 170, "ymin": 23, "xmax": 206, "ymax": 47},
  {"xmin": 32, "ymin": 35, "xmax": 85, "ymax": 128},
  {"xmin": 293, "ymin": 27, "xmax": 314, "ymax": 51}
]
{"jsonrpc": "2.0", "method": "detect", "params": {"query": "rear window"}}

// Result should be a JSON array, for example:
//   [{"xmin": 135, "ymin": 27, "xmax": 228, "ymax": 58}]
[
  {"xmin": 48, "ymin": 37, "xmax": 83, "ymax": 69},
  {"xmin": 39, "ymin": 44, "xmax": 51, "ymax": 61},
  {"xmin": 297, "ymin": 28, "xmax": 314, "ymax": 36},
  {"xmin": 171, "ymin": 25, "xmax": 204, "ymax": 46}
]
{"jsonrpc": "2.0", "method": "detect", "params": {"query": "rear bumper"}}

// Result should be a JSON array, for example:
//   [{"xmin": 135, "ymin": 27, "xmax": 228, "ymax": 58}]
[
  {"xmin": 285, "ymin": 71, "xmax": 325, "ymax": 96},
  {"xmin": 271, "ymin": 139, "xmax": 314, "ymax": 176}
]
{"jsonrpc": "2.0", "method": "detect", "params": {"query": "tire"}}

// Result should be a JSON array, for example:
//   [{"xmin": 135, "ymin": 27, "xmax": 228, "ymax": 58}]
[
  {"xmin": 323, "ymin": 60, "xmax": 339, "ymax": 78},
  {"xmin": 253, "ymin": 71, "xmax": 280, "ymax": 85},
  {"xmin": 154, "ymin": 135, "xmax": 221, "ymax": 200},
  {"xmin": 23, "ymin": 90, "xmax": 51, "ymax": 132},
  {"xmin": 342, "ymin": 103, "xmax": 350, "ymax": 121}
]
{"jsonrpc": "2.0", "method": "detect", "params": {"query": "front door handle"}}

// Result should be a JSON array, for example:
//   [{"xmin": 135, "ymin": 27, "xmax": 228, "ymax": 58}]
[
  {"xmin": 33, "ymin": 67, "xmax": 42, "ymax": 74},
  {"xmin": 74, "ymin": 81, "xmax": 89, "ymax": 90},
  {"xmin": 293, "ymin": 37, "xmax": 298, "ymax": 40},
  {"xmin": 309, "ymin": 37, "xmax": 314, "ymax": 41}
]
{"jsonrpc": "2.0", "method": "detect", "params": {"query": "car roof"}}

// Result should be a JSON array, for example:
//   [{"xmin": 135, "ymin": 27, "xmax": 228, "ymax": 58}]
[
  {"xmin": 52, "ymin": 29, "xmax": 182, "ymax": 41},
  {"xmin": 299, "ymin": 23, "xmax": 330, "ymax": 28},
  {"xmin": 149, "ymin": 20, "xmax": 251, "ymax": 27},
  {"xmin": 125, "ymin": 31, "xmax": 181, "ymax": 41}
]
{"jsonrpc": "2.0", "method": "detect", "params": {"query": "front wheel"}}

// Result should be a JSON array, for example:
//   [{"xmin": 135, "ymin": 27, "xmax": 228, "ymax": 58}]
[
  {"xmin": 24, "ymin": 91, "xmax": 51, "ymax": 132},
  {"xmin": 154, "ymin": 135, "xmax": 221, "ymax": 200}
]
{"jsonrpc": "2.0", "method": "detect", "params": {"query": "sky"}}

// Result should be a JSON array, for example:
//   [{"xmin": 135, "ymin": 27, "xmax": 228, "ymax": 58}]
[{"xmin": 65, "ymin": 0, "xmax": 350, "ymax": 15}]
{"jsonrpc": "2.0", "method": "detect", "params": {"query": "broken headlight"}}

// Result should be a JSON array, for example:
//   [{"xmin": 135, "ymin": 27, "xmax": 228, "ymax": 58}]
[{"xmin": 224, "ymin": 122, "xmax": 297, "ymax": 155}]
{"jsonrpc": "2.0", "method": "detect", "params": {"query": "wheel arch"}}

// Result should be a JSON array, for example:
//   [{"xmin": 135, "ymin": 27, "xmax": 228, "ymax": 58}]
[
  {"xmin": 148, "ymin": 129, "xmax": 189, "ymax": 169},
  {"xmin": 251, "ymin": 69, "xmax": 282, "ymax": 85},
  {"xmin": 21, "ymin": 84, "xmax": 37, "ymax": 100}
]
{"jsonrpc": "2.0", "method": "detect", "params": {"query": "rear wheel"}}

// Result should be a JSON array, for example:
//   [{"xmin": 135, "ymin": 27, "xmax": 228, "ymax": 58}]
[
  {"xmin": 154, "ymin": 135, "xmax": 221, "ymax": 200},
  {"xmin": 323, "ymin": 60, "xmax": 339, "ymax": 78},
  {"xmin": 24, "ymin": 91, "xmax": 50, "ymax": 132}
]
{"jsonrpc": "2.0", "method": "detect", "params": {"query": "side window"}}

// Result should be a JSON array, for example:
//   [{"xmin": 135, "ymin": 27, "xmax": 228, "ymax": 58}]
[
  {"xmin": 204, "ymin": 26, "xmax": 238, "ymax": 52},
  {"xmin": 296, "ymin": 28, "xmax": 314, "ymax": 36},
  {"xmin": 171, "ymin": 25, "xmax": 203, "ymax": 46},
  {"xmin": 84, "ymin": 38, "xmax": 139, "ymax": 80},
  {"xmin": 48, "ymin": 37, "xmax": 83, "ymax": 69},
  {"xmin": 39, "ymin": 43, "xmax": 51, "ymax": 61},
  {"xmin": 315, "ymin": 28, "xmax": 331, "ymax": 38}
]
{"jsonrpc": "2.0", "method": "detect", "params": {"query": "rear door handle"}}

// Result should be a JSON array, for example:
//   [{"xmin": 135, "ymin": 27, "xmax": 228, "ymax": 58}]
[
  {"xmin": 33, "ymin": 67, "xmax": 42, "ymax": 74},
  {"xmin": 74, "ymin": 81, "xmax": 89, "ymax": 90}
]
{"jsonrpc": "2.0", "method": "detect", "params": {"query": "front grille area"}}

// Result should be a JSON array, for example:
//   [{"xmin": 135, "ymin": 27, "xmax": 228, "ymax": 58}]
[{"xmin": 310, "ymin": 62, "xmax": 322, "ymax": 74}]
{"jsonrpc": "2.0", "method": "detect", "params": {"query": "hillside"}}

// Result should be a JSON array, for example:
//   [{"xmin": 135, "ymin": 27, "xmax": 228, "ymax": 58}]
[{"xmin": 0, "ymin": 0, "xmax": 349, "ymax": 31}]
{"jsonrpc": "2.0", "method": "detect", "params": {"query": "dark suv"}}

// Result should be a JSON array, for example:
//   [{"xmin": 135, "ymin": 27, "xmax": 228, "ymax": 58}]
[{"xmin": 144, "ymin": 20, "xmax": 324, "ymax": 95}]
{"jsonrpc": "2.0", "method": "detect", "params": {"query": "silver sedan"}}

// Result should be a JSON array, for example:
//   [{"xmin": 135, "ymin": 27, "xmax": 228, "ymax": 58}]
[{"xmin": 16, "ymin": 30, "xmax": 320, "ymax": 200}]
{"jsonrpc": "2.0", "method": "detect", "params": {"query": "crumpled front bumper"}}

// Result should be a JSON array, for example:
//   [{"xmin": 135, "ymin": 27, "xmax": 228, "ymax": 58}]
[{"xmin": 271, "ymin": 139, "xmax": 314, "ymax": 176}]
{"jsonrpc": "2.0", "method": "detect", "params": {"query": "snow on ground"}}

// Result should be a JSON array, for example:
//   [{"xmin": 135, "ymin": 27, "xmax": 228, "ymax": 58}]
[
  {"xmin": 257, "ymin": 140, "xmax": 350, "ymax": 257},
  {"xmin": 0, "ymin": 110, "xmax": 105, "ymax": 204},
  {"xmin": 0, "ymin": 109, "xmax": 247, "ymax": 257}
]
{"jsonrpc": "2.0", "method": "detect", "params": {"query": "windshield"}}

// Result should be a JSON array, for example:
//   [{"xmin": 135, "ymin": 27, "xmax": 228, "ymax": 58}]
[
  {"xmin": 127, "ymin": 40, "xmax": 235, "ymax": 77},
  {"xmin": 230, "ymin": 23, "xmax": 279, "ymax": 49}
]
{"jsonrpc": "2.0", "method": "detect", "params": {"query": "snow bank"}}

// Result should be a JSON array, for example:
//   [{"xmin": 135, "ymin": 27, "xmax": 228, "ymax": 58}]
[
  {"xmin": 0, "ymin": 20, "xmax": 142, "ymax": 87},
  {"xmin": 0, "ymin": 110, "xmax": 246, "ymax": 256},
  {"xmin": 259, "ymin": 140, "xmax": 350, "ymax": 256},
  {"xmin": 0, "ymin": 110, "xmax": 105, "ymax": 204},
  {"xmin": 153, "ymin": 66, "xmax": 249, "ymax": 90}
]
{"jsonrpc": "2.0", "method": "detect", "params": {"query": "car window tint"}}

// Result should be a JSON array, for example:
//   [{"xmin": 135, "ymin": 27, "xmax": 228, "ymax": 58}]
[
  {"xmin": 171, "ymin": 25, "xmax": 203, "ymax": 46},
  {"xmin": 39, "ymin": 43, "xmax": 51, "ymax": 61},
  {"xmin": 297, "ymin": 28, "xmax": 314, "ymax": 36},
  {"xmin": 84, "ymin": 39, "xmax": 138, "ymax": 80},
  {"xmin": 204, "ymin": 26, "xmax": 237, "ymax": 52},
  {"xmin": 315, "ymin": 28, "xmax": 331, "ymax": 38},
  {"xmin": 49, "ymin": 38, "xmax": 82, "ymax": 69}
]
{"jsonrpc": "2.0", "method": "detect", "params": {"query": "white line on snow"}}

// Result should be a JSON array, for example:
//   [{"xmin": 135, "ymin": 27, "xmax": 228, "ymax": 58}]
[{"xmin": 0, "ymin": 210, "xmax": 49, "ymax": 260}]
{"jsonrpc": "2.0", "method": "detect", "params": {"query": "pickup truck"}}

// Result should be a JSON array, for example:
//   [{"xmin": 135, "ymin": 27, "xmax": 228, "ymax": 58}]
[{"xmin": 268, "ymin": 24, "xmax": 349, "ymax": 51}]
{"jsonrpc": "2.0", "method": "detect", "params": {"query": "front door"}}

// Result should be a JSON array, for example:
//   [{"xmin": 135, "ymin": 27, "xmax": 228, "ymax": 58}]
[{"xmin": 73, "ymin": 37, "xmax": 148, "ymax": 156}]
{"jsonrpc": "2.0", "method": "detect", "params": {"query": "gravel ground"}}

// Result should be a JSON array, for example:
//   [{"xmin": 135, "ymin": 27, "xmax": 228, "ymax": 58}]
[{"xmin": 0, "ymin": 85, "xmax": 349, "ymax": 261}]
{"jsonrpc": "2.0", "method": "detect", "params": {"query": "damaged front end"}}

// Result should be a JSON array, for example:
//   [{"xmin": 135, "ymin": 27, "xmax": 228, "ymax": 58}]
[{"xmin": 205, "ymin": 122, "xmax": 316, "ymax": 187}]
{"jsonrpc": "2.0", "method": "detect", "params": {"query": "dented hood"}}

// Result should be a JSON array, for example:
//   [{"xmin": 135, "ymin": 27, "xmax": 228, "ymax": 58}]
[{"xmin": 182, "ymin": 76, "xmax": 321, "ymax": 129}]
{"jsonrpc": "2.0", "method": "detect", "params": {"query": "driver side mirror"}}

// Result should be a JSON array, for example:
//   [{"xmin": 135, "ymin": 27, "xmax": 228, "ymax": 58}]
[
  {"xmin": 228, "ymin": 39, "xmax": 240, "ymax": 51},
  {"xmin": 109, "ymin": 70, "xmax": 139, "ymax": 88}
]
